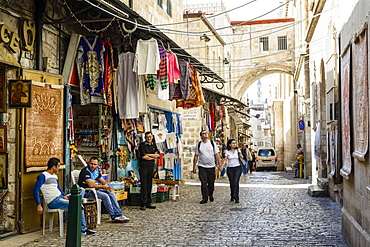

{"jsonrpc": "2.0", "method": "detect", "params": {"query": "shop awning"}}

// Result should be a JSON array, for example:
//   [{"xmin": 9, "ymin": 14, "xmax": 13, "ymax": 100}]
[
  {"xmin": 202, "ymin": 87, "xmax": 248, "ymax": 112},
  {"xmin": 59, "ymin": 0, "xmax": 226, "ymax": 88}
]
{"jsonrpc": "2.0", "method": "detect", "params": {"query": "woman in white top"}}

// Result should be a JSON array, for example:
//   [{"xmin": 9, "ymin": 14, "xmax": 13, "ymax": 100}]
[{"xmin": 221, "ymin": 138, "xmax": 243, "ymax": 203}]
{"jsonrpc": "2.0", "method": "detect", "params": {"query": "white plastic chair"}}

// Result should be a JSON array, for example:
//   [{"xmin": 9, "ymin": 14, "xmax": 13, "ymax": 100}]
[
  {"xmin": 71, "ymin": 170, "xmax": 102, "ymax": 225},
  {"xmin": 42, "ymin": 197, "xmax": 66, "ymax": 237}
]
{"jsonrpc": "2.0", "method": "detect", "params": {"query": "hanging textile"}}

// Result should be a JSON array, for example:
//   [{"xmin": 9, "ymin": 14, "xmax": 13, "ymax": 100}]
[
  {"xmin": 138, "ymin": 75, "xmax": 148, "ymax": 114},
  {"xmin": 152, "ymin": 129, "xmax": 168, "ymax": 143},
  {"xmin": 209, "ymin": 103, "xmax": 215, "ymax": 131},
  {"xmin": 76, "ymin": 35, "xmax": 106, "ymax": 105},
  {"xmin": 67, "ymin": 86, "xmax": 74, "ymax": 142},
  {"xmin": 352, "ymin": 29, "xmax": 369, "ymax": 161},
  {"xmin": 178, "ymin": 60, "xmax": 191, "ymax": 101},
  {"xmin": 103, "ymin": 40, "xmax": 114, "ymax": 106},
  {"xmin": 164, "ymin": 153, "xmax": 177, "ymax": 170},
  {"xmin": 340, "ymin": 43, "xmax": 351, "ymax": 177},
  {"xmin": 158, "ymin": 114, "xmax": 167, "ymax": 130},
  {"xmin": 157, "ymin": 45, "xmax": 168, "ymax": 89},
  {"xmin": 157, "ymin": 79, "xmax": 169, "ymax": 101},
  {"xmin": 133, "ymin": 38, "xmax": 160, "ymax": 90},
  {"xmin": 167, "ymin": 53, "xmax": 181, "ymax": 100},
  {"xmin": 117, "ymin": 52, "xmax": 139, "ymax": 119},
  {"xmin": 176, "ymin": 65, "xmax": 205, "ymax": 109},
  {"xmin": 166, "ymin": 132, "xmax": 177, "ymax": 149}
]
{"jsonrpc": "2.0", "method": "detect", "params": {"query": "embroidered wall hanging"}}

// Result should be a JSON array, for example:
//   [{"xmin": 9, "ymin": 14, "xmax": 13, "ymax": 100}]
[{"xmin": 25, "ymin": 83, "xmax": 64, "ymax": 172}]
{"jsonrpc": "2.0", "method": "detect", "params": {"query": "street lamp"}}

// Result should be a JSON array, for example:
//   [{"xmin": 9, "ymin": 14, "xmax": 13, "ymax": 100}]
[{"xmin": 200, "ymin": 34, "xmax": 210, "ymax": 42}]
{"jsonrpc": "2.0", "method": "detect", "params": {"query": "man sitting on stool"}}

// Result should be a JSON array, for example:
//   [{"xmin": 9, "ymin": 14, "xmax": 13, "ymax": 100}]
[{"xmin": 78, "ymin": 157, "xmax": 130, "ymax": 223}]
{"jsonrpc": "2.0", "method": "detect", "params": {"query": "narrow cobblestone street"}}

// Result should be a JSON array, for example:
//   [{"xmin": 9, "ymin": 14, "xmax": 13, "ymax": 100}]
[{"xmin": 16, "ymin": 172, "xmax": 347, "ymax": 247}]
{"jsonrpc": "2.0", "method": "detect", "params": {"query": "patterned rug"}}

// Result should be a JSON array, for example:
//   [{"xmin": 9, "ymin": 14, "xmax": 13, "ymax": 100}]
[{"xmin": 25, "ymin": 83, "xmax": 64, "ymax": 172}]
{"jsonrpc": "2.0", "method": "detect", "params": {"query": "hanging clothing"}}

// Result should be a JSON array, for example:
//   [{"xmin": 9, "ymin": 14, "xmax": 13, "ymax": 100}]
[
  {"xmin": 138, "ymin": 75, "xmax": 148, "ymax": 114},
  {"xmin": 76, "ymin": 35, "xmax": 106, "ymax": 105},
  {"xmin": 167, "ymin": 53, "xmax": 181, "ymax": 101},
  {"xmin": 166, "ymin": 132, "xmax": 177, "ymax": 149},
  {"xmin": 167, "ymin": 53, "xmax": 180, "ymax": 84},
  {"xmin": 178, "ymin": 60, "xmax": 192, "ymax": 101},
  {"xmin": 142, "ymin": 114, "xmax": 151, "ymax": 133},
  {"xmin": 209, "ymin": 103, "xmax": 215, "ymax": 131},
  {"xmin": 164, "ymin": 153, "xmax": 177, "ymax": 170},
  {"xmin": 157, "ymin": 45, "xmax": 168, "ymax": 90},
  {"xmin": 158, "ymin": 114, "xmax": 167, "ymax": 130},
  {"xmin": 103, "ymin": 40, "xmax": 114, "ymax": 106},
  {"xmin": 152, "ymin": 129, "xmax": 168, "ymax": 143},
  {"xmin": 157, "ymin": 79, "xmax": 169, "ymax": 101},
  {"xmin": 133, "ymin": 38, "xmax": 160, "ymax": 75},
  {"xmin": 117, "ymin": 52, "xmax": 139, "ymax": 119}
]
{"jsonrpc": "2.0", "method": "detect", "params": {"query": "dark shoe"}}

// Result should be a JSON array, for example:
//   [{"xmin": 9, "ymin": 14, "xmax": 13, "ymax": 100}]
[
  {"xmin": 82, "ymin": 229, "xmax": 96, "ymax": 236},
  {"xmin": 235, "ymin": 200, "xmax": 239, "ymax": 203},
  {"xmin": 140, "ymin": 205, "xmax": 146, "ymax": 210},
  {"xmin": 199, "ymin": 199, "xmax": 208, "ymax": 204},
  {"xmin": 209, "ymin": 196, "xmax": 214, "ymax": 202},
  {"xmin": 230, "ymin": 197, "xmax": 234, "ymax": 202},
  {"xmin": 146, "ymin": 204, "xmax": 156, "ymax": 209}
]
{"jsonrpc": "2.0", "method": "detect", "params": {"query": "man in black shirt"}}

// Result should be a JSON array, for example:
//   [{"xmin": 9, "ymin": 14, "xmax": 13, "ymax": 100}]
[{"xmin": 138, "ymin": 131, "xmax": 159, "ymax": 210}]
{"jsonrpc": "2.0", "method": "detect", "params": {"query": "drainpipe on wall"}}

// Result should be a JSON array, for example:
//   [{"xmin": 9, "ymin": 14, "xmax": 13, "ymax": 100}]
[{"xmin": 35, "ymin": 0, "xmax": 43, "ymax": 71}]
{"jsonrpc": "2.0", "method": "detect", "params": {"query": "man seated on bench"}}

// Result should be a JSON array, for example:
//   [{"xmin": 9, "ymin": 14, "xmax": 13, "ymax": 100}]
[
  {"xmin": 78, "ymin": 157, "xmax": 130, "ymax": 223},
  {"xmin": 33, "ymin": 157, "xmax": 95, "ymax": 236}
]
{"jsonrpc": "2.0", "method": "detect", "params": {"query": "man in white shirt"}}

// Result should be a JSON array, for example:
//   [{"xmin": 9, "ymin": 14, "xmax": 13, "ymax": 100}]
[{"xmin": 192, "ymin": 130, "xmax": 222, "ymax": 204}]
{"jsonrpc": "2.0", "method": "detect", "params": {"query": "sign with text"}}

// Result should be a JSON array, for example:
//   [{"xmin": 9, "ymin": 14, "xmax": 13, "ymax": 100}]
[{"xmin": 182, "ymin": 111, "xmax": 198, "ymax": 120}]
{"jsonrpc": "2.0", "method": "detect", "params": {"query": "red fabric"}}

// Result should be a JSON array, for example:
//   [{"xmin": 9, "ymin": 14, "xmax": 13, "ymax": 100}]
[
  {"xmin": 210, "ymin": 103, "xmax": 215, "ymax": 131},
  {"xmin": 70, "ymin": 62, "xmax": 79, "ymax": 86},
  {"xmin": 158, "ymin": 153, "xmax": 164, "ymax": 166}
]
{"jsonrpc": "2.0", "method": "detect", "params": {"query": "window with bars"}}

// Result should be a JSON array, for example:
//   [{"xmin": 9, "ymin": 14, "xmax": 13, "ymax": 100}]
[
  {"xmin": 278, "ymin": 36, "xmax": 288, "ymax": 50},
  {"xmin": 167, "ymin": 0, "xmax": 172, "ymax": 16},
  {"xmin": 259, "ymin": 37, "xmax": 269, "ymax": 51},
  {"xmin": 158, "ymin": 0, "xmax": 162, "ymax": 8}
]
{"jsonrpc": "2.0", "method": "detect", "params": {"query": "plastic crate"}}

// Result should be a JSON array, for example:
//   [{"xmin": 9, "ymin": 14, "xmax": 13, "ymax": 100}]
[{"xmin": 156, "ymin": 191, "xmax": 169, "ymax": 203}]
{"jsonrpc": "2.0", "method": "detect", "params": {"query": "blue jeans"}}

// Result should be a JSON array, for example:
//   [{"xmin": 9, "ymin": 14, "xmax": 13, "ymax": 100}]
[
  {"xmin": 247, "ymin": 161, "xmax": 253, "ymax": 173},
  {"xmin": 226, "ymin": 166, "xmax": 242, "ymax": 200},
  {"xmin": 86, "ymin": 189, "xmax": 122, "ymax": 220},
  {"xmin": 242, "ymin": 159, "xmax": 248, "ymax": 174},
  {"xmin": 220, "ymin": 166, "xmax": 227, "ymax": 176},
  {"xmin": 48, "ymin": 188, "xmax": 87, "ymax": 232}
]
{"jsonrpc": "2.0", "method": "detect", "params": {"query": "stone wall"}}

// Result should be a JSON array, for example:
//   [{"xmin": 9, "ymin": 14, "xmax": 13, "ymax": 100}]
[{"xmin": 339, "ymin": 0, "xmax": 370, "ymax": 246}]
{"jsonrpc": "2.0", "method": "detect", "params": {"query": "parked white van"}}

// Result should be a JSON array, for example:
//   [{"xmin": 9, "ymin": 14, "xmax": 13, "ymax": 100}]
[{"xmin": 255, "ymin": 147, "xmax": 277, "ymax": 171}]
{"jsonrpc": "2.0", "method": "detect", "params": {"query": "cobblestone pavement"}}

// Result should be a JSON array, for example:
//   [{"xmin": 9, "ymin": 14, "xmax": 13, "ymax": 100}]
[{"xmin": 19, "ymin": 172, "xmax": 348, "ymax": 247}]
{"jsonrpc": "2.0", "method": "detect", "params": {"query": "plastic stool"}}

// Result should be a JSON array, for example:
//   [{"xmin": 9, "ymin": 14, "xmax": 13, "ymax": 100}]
[{"xmin": 170, "ymin": 184, "xmax": 179, "ymax": 201}]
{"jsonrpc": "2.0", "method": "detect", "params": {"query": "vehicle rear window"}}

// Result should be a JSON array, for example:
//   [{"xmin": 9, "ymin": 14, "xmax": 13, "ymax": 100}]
[{"xmin": 258, "ymin": 149, "xmax": 275, "ymax": 156}]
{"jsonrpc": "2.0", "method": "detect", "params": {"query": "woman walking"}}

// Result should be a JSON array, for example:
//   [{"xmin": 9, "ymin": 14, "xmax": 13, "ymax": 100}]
[{"xmin": 221, "ymin": 138, "xmax": 243, "ymax": 203}]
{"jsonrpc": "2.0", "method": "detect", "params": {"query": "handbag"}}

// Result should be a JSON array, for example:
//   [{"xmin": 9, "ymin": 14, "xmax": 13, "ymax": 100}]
[{"xmin": 238, "ymin": 157, "xmax": 246, "ymax": 167}]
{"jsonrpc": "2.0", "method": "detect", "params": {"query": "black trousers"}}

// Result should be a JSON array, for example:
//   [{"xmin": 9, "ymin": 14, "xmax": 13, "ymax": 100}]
[
  {"xmin": 139, "ymin": 164, "xmax": 154, "ymax": 206},
  {"xmin": 227, "ymin": 166, "xmax": 242, "ymax": 200},
  {"xmin": 198, "ymin": 166, "xmax": 216, "ymax": 200}
]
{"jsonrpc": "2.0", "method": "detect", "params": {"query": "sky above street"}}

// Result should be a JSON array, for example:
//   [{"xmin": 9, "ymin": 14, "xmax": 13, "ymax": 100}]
[{"xmin": 184, "ymin": 0, "xmax": 282, "ymax": 21}]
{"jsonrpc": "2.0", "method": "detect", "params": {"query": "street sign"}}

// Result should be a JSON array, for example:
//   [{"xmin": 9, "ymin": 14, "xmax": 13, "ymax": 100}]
[{"xmin": 299, "ymin": 120, "xmax": 304, "ymax": 130}]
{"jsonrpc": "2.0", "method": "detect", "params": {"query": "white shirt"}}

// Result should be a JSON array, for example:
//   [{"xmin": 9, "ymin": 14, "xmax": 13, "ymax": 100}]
[
  {"xmin": 225, "ymin": 150, "xmax": 241, "ymax": 168},
  {"xmin": 133, "ymin": 38, "xmax": 160, "ymax": 75},
  {"xmin": 194, "ymin": 140, "xmax": 218, "ymax": 168}
]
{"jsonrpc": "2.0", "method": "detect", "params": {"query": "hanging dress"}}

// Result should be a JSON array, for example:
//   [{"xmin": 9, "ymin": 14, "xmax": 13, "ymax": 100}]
[
  {"xmin": 76, "ymin": 35, "xmax": 106, "ymax": 105},
  {"xmin": 117, "ymin": 52, "xmax": 139, "ymax": 119}
]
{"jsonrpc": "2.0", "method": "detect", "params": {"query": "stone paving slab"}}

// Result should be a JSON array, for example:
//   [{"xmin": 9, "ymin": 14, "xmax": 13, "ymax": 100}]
[{"xmin": 14, "ymin": 172, "xmax": 347, "ymax": 247}]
